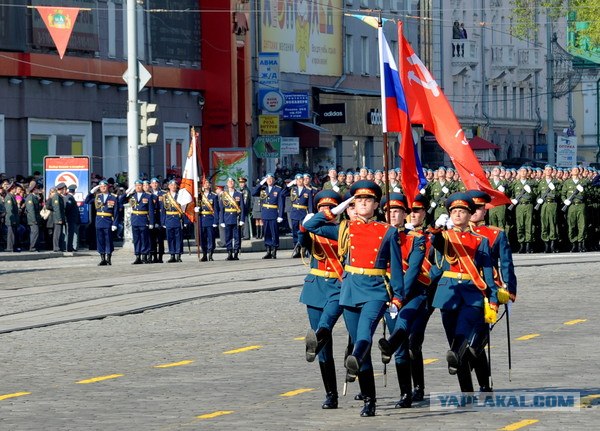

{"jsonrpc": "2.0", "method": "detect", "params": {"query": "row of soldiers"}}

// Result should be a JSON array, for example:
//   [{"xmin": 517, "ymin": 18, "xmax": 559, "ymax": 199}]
[{"xmin": 297, "ymin": 180, "xmax": 516, "ymax": 417}]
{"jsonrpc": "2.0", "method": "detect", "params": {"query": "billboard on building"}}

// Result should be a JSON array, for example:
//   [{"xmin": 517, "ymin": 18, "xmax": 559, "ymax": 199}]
[
  {"xmin": 150, "ymin": 0, "xmax": 200, "ymax": 63},
  {"xmin": 209, "ymin": 149, "xmax": 252, "ymax": 187},
  {"xmin": 260, "ymin": 0, "xmax": 342, "ymax": 76}
]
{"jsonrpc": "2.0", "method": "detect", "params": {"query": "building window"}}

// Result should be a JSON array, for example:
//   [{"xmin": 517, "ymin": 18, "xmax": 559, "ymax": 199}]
[
  {"xmin": 361, "ymin": 36, "xmax": 369, "ymax": 75},
  {"xmin": 345, "ymin": 34, "xmax": 354, "ymax": 74}
]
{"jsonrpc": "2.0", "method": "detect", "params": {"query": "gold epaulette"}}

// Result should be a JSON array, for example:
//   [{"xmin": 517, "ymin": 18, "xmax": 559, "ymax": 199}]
[{"xmin": 408, "ymin": 230, "xmax": 424, "ymax": 237}]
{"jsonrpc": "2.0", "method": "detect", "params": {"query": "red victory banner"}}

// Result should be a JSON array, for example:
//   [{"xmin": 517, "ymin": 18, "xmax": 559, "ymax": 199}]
[{"xmin": 35, "ymin": 6, "xmax": 80, "ymax": 59}]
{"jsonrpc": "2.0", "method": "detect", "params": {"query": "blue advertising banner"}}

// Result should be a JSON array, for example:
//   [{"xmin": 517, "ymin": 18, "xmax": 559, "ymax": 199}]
[
  {"xmin": 283, "ymin": 92, "xmax": 310, "ymax": 119},
  {"xmin": 44, "ymin": 156, "xmax": 91, "ymax": 224}
]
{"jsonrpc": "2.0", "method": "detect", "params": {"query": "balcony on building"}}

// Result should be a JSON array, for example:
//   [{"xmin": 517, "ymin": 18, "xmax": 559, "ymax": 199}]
[
  {"xmin": 451, "ymin": 40, "xmax": 479, "ymax": 67},
  {"xmin": 491, "ymin": 45, "xmax": 517, "ymax": 70}
]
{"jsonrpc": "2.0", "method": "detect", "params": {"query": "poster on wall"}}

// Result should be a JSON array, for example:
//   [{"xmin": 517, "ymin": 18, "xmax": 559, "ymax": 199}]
[
  {"xmin": 43, "ymin": 156, "xmax": 90, "ymax": 224},
  {"xmin": 260, "ymin": 0, "xmax": 342, "ymax": 76},
  {"xmin": 209, "ymin": 148, "xmax": 252, "ymax": 187},
  {"xmin": 556, "ymin": 136, "xmax": 577, "ymax": 168}
]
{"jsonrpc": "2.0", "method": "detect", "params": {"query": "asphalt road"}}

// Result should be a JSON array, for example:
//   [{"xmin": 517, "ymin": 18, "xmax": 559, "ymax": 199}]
[{"xmin": 0, "ymin": 249, "xmax": 599, "ymax": 430}]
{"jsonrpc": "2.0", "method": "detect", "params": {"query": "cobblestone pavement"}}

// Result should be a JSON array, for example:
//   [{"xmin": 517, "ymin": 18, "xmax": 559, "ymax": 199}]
[{"xmin": 0, "ymin": 250, "xmax": 599, "ymax": 430}]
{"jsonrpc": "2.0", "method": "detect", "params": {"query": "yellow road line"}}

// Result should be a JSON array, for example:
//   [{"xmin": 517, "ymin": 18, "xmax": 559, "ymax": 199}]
[
  {"xmin": 564, "ymin": 319, "xmax": 587, "ymax": 326},
  {"xmin": 76, "ymin": 374, "xmax": 124, "ymax": 384},
  {"xmin": 154, "ymin": 360, "xmax": 194, "ymax": 368},
  {"xmin": 423, "ymin": 358, "xmax": 439, "ymax": 365},
  {"xmin": 0, "ymin": 392, "xmax": 31, "ymax": 401},
  {"xmin": 223, "ymin": 345, "xmax": 262, "ymax": 355},
  {"xmin": 280, "ymin": 388, "xmax": 314, "ymax": 397},
  {"xmin": 196, "ymin": 410, "xmax": 234, "ymax": 419},
  {"xmin": 294, "ymin": 336, "xmax": 305, "ymax": 341},
  {"xmin": 498, "ymin": 419, "xmax": 539, "ymax": 430},
  {"xmin": 516, "ymin": 333, "xmax": 541, "ymax": 341}
]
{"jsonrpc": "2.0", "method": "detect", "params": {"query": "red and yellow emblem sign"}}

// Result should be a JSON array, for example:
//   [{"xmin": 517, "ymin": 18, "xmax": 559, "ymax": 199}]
[{"xmin": 35, "ymin": 6, "xmax": 80, "ymax": 59}]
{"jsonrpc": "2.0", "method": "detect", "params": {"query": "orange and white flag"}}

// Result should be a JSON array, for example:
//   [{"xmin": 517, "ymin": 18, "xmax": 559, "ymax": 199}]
[
  {"xmin": 177, "ymin": 128, "xmax": 199, "ymax": 222},
  {"xmin": 35, "ymin": 6, "xmax": 80, "ymax": 59}
]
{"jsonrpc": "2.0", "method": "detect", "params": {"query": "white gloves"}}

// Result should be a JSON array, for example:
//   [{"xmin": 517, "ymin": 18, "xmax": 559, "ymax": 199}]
[
  {"xmin": 441, "ymin": 186, "xmax": 449, "ymax": 194},
  {"xmin": 276, "ymin": 217, "xmax": 283, "ymax": 223},
  {"xmin": 524, "ymin": 185, "xmax": 532, "ymax": 193},
  {"xmin": 239, "ymin": 221, "xmax": 245, "ymax": 226},
  {"xmin": 331, "ymin": 195, "xmax": 355, "ymax": 216},
  {"xmin": 405, "ymin": 222, "xmax": 415, "ymax": 230},
  {"xmin": 287, "ymin": 181, "xmax": 294, "ymax": 188},
  {"xmin": 260, "ymin": 177, "xmax": 267, "ymax": 185},
  {"xmin": 548, "ymin": 183, "xmax": 556, "ymax": 191},
  {"xmin": 303, "ymin": 213, "xmax": 315, "ymax": 225},
  {"xmin": 388, "ymin": 304, "xmax": 398, "ymax": 319},
  {"xmin": 576, "ymin": 184, "xmax": 584, "ymax": 193},
  {"xmin": 220, "ymin": 223, "xmax": 226, "ymax": 228},
  {"xmin": 90, "ymin": 185, "xmax": 100, "ymax": 193},
  {"xmin": 111, "ymin": 225, "xmax": 117, "ymax": 232},
  {"xmin": 162, "ymin": 225, "xmax": 166, "ymax": 228},
  {"xmin": 126, "ymin": 186, "xmax": 135, "ymax": 195},
  {"xmin": 446, "ymin": 218, "xmax": 455, "ymax": 229},
  {"xmin": 435, "ymin": 214, "xmax": 449, "ymax": 228},
  {"xmin": 537, "ymin": 198, "xmax": 543, "ymax": 204},
  {"xmin": 212, "ymin": 224, "xmax": 217, "ymax": 228},
  {"xmin": 194, "ymin": 206, "xmax": 200, "ymax": 213},
  {"xmin": 419, "ymin": 188, "xmax": 426, "ymax": 195},
  {"xmin": 511, "ymin": 199, "xmax": 518, "ymax": 206},
  {"xmin": 155, "ymin": 224, "xmax": 159, "ymax": 228},
  {"xmin": 332, "ymin": 185, "xmax": 339, "ymax": 192},
  {"xmin": 498, "ymin": 185, "xmax": 505, "ymax": 193},
  {"xmin": 148, "ymin": 224, "xmax": 154, "ymax": 229},
  {"xmin": 564, "ymin": 199, "xmax": 571, "ymax": 206},
  {"xmin": 393, "ymin": 186, "xmax": 401, "ymax": 193},
  {"xmin": 430, "ymin": 202, "xmax": 437, "ymax": 208}
]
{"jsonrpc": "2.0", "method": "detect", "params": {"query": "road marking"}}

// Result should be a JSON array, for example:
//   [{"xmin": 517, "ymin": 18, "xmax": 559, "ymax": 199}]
[
  {"xmin": 516, "ymin": 333, "xmax": 540, "ymax": 341},
  {"xmin": 154, "ymin": 360, "xmax": 194, "ymax": 368},
  {"xmin": 0, "ymin": 392, "xmax": 31, "ymax": 401},
  {"xmin": 498, "ymin": 419, "xmax": 539, "ymax": 430},
  {"xmin": 196, "ymin": 410, "xmax": 234, "ymax": 419},
  {"xmin": 76, "ymin": 374, "xmax": 124, "ymax": 384},
  {"xmin": 564, "ymin": 319, "xmax": 587, "ymax": 326},
  {"xmin": 223, "ymin": 345, "xmax": 262, "ymax": 355},
  {"xmin": 294, "ymin": 336, "xmax": 305, "ymax": 341},
  {"xmin": 423, "ymin": 358, "xmax": 439, "ymax": 365},
  {"xmin": 280, "ymin": 388, "xmax": 314, "ymax": 397}
]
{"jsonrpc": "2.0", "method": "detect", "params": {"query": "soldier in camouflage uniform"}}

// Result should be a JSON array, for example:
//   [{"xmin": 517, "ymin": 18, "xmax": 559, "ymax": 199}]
[
  {"xmin": 510, "ymin": 167, "xmax": 536, "ymax": 253},
  {"xmin": 536, "ymin": 165, "xmax": 560, "ymax": 253},
  {"xmin": 561, "ymin": 167, "xmax": 588, "ymax": 252},
  {"xmin": 428, "ymin": 167, "xmax": 454, "ymax": 219},
  {"xmin": 488, "ymin": 166, "xmax": 510, "ymax": 231}
]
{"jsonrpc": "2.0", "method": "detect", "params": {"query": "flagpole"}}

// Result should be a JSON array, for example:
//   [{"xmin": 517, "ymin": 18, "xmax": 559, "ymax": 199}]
[
  {"xmin": 192, "ymin": 127, "xmax": 202, "ymax": 262},
  {"xmin": 378, "ymin": 18, "xmax": 391, "ymax": 223}
]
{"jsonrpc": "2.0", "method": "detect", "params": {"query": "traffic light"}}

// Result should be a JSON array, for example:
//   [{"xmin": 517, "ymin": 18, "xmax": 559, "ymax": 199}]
[{"xmin": 140, "ymin": 101, "xmax": 159, "ymax": 146}]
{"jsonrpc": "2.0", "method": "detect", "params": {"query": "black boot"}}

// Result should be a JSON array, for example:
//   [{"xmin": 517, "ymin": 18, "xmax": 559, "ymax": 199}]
[
  {"xmin": 132, "ymin": 255, "xmax": 143, "ymax": 265},
  {"xmin": 272, "ymin": 248, "xmax": 277, "ymax": 259},
  {"xmin": 411, "ymin": 349, "xmax": 425, "ymax": 401},
  {"xmin": 262, "ymin": 247, "xmax": 272, "ymax": 259},
  {"xmin": 518, "ymin": 243, "xmax": 526, "ymax": 254},
  {"xmin": 319, "ymin": 360, "xmax": 338, "ymax": 409},
  {"xmin": 226, "ymin": 250, "xmax": 234, "ymax": 261},
  {"xmin": 456, "ymin": 360, "xmax": 475, "ymax": 393},
  {"xmin": 395, "ymin": 362, "xmax": 413, "ymax": 408},
  {"xmin": 106, "ymin": 253, "xmax": 112, "ymax": 266},
  {"xmin": 150, "ymin": 253, "xmax": 157, "ymax": 263},
  {"xmin": 157, "ymin": 253, "xmax": 164, "ymax": 263},
  {"xmin": 168, "ymin": 254, "xmax": 177, "ymax": 263},
  {"xmin": 526, "ymin": 242, "xmax": 533, "ymax": 253},
  {"xmin": 579, "ymin": 241, "xmax": 587, "ymax": 252},
  {"xmin": 571, "ymin": 242, "xmax": 578, "ymax": 253},
  {"xmin": 345, "ymin": 340, "xmax": 370, "ymax": 382},
  {"xmin": 209, "ymin": 251, "xmax": 214, "ymax": 261},
  {"xmin": 544, "ymin": 241, "xmax": 551, "ymax": 253},
  {"xmin": 378, "ymin": 327, "xmax": 407, "ymax": 364},
  {"xmin": 551, "ymin": 240, "xmax": 558, "ymax": 253},
  {"xmin": 446, "ymin": 338, "xmax": 469, "ymax": 375},
  {"xmin": 233, "ymin": 251, "xmax": 239, "ymax": 260},
  {"xmin": 176, "ymin": 254, "xmax": 182, "ymax": 262},
  {"xmin": 98, "ymin": 253, "xmax": 107, "ymax": 266},
  {"xmin": 471, "ymin": 351, "xmax": 493, "ymax": 392},
  {"xmin": 142, "ymin": 254, "xmax": 150, "ymax": 264},
  {"xmin": 357, "ymin": 369, "xmax": 377, "ymax": 417},
  {"xmin": 305, "ymin": 328, "xmax": 332, "ymax": 362},
  {"xmin": 291, "ymin": 244, "xmax": 301, "ymax": 258},
  {"xmin": 200, "ymin": 252, "xmax": 207, "ymax": 262}
]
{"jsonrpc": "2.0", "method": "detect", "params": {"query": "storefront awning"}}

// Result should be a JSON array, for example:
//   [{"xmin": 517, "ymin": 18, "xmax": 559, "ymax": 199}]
[
  {"xmin": 469, "ymin": 136, "xmax": 500, "ymax": 150},
  {"xmin": 294, "ymin": 122, "xmax": 333, "ymax": 148}
]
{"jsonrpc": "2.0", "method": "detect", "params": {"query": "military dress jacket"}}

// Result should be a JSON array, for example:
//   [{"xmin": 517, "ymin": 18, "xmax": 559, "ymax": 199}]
[
  {"xmin": 219, "ymin": 190, "xmax": 245, "ymax": 225},
  {"xmin": 25, "ymin": 193, "xmax": 42, "ymax": 225},
  {"xmin": 84, "ymin": 193, "xmax": 118, "ymax": 229},
  {"xmin": 286, "ymin": 186, "xmax": 314, "ymax": 221},
  {"xmin": 251, "ymin": 184, "xmax": 284, "ymax": 220}
]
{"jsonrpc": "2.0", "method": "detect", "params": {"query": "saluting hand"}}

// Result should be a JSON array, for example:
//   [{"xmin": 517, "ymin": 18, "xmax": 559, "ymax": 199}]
[{"xmin": 331, "ymin": 195, "xmax": 355, "ymax": 216}]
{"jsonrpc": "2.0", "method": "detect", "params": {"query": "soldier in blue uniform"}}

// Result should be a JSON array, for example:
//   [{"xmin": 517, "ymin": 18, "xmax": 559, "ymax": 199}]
[
  {"xmin": 252, "ymin": 173, "xmax": 284, "ymax": 259},
  {"xmin": 377, "ymin": 193, "xmax": 427, "ymax": 409},
  {"xmin": 150, "ymin": 178, "xmax": 166, "ymax": 263},
  {"xmin": 286, "ymin": 173, "xmax": 314, "ymax": 258},
  {"xmin": 84, "ymin": 180, "xmax": 118, "ymax": 265},
  {"xmin": 428, "ymin": 192, "xmax": 498, "ymax": 393},
  {"xmin": 125, "ymin": 179, "xmax": 155, "ymax": 264},
  {"xmin": 303, "ymin": 180, "xmax": 404, "ymax": 417},
  {"xmin": 220, "ymin": 177, "xmax": 246, "ymax": 261},
  {"xmin": 161, "ymin": 179, "xmax": 187, "ymax": 262},
  {"xmin": 195, "ymin": 179, "xmax": 219, "ymax": 262},
  {"xmin": 300, "ymin": 190, "xmax": 344, "ymax": 410}
]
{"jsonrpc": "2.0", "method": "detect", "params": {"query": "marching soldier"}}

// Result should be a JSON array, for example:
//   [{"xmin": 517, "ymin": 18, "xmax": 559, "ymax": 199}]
[
  {"xmin": 84, "ymin": 180, "xmax": 118, "ymax": 265},
  {"xmin": 428, "ymin": 193, "xmax": 498, "ymax": 393},
  {"xmin": 428, "ymin": 167, "xmax": 454, "ymax": 220},
  {"xmin": 24, "ymin": 181, "xmax": 43, "ymax": 251},
  {"xmin": 510, "ymin": 166, "xmax": 536, "ymax": 253},
  {"xmin": 300, "ymin": 190, "xmax": 345, "ymax": 410},
  {"xmin": 219, "ymin": 177, "xmax": 245, "ymax": 261},
  {"xmin": 303, "ymin": 180, "xmax": 404, "ymax": 417},
  {"xmin": 252, "ymin": 173, "xmax": 284, "ymax": 259},
  {"xmin": 377, "ymin": 192, "xmax": 427, "ymax": 409},
  {"xmin": 286, "ymin": 173, "xmax": 314, "ymax": 258},
  {"xmin": 488, "ymin": 167, "xmax": 510, "ymax": 231},
  {"xmin": 125, "ymin": 179, "xmax": 155, "ymax": 264},
  {"xmin": 561, "ymin": 166, "xmax": 587, "ymax": 252},
  {"xmin": 195, "ymin": 179, "xmax": 219, "ymax": 261},
  {"xmin": 150, "ymin": 178, "xmax": 166, "ymax": 263},
  {"xmin": 161, "ymin": 179, "xmax": 186, "ymax": 262},
  {"xmin": 536, "ymin": 165, "xmax": 560, "ymax": 253}
]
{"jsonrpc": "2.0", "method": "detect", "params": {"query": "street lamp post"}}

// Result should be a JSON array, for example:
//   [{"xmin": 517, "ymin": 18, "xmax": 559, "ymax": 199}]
[{"xmin": 126, "ymin": 0, "xmax": 140, "ymax": 184}]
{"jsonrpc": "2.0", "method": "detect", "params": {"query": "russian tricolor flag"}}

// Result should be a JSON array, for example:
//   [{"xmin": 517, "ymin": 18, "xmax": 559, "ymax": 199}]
[{"xmin": 378, "ymin": 26, "xmax": 427, "ymax": 205}]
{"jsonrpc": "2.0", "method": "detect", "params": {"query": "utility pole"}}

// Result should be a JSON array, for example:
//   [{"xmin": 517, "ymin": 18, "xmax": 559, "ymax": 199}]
[
  {"xmin": 126, "ymin": 0, "xmax": 140, "ymax": 184},
  {"xmin": 546, "ymin": 13, "xmax": 555, "ymax": 164}
]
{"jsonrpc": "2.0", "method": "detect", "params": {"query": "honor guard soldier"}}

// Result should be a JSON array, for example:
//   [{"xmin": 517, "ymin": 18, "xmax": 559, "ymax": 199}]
[
  {"xmin": 219, "ymin": 177, "xmax": 245, "ymax": 260},
  {"xmin": 286, "ymin": 173, "xmax": 314, "ymax": 258},
  {"xmin": 300, "ymin": 190, "xmax": 344, "ymax": 410},
  {"xmin": 24, "ymin": 181, "xmax": 43, "ymax": 251},
  {"xmin": 562, "ymin": 167, "xmax": 588, "ymax": 252},
  {"xmin": 125, "ymin": 179, "xmax": 155, "ymax": 264},
  {"xmin": 467, "ymin": 190, "xmax": 515, "ymax": 392},
  {"xmin": 252, "ymin": 173, "xmax": 284, "ymax": 259},
  {"xmin": 150, "ymin": 178, "xmax": 166, "ymax": 262},
  {"xmin": 536, "ymin": 165, "xmax": 560, "ymax": 253},
  {"xmin": 161, "ymin": 180, "xmax": 187, "ymax": 262},
  {"xmin": 377, "ymin": 193, "xmax": 428, "ymax": 409},
  {"xmin": 303, "ymin": 180, "xmax": 404, "ymax": 417},
  {"xmin": 84, "ymin": 180, "xmax": 118, "ymax": 265},
  {"xmin": 428, "ymin": 193, "xmax": 498, "ymax": 393},
  {"xmin": 143, "ymin": 180, "xmax": 160, "ymax": 262},
  {"xmin": 510, "ymin": 166, "xmax": 536, "ymax": 253},
  {"xmin": 195, "ymin": 179, "xmax": 219, "ymax": 261}
]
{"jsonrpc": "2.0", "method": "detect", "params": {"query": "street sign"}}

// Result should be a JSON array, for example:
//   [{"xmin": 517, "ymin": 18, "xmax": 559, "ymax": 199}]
[
  {"xmin": 253, "ymin": 136, "xmax": 281, "ymax": 158},
  {"xmin": 122, "ymin": 61, "xmax": 152, "ymax": 92}
]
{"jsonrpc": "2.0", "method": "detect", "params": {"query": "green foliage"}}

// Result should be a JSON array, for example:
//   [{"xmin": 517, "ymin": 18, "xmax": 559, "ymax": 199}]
[{"xmin": 509, "ymin": 0, "xmax": 565, "ymax": 41}]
